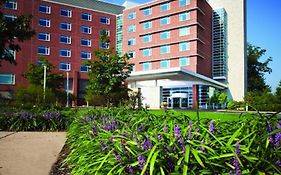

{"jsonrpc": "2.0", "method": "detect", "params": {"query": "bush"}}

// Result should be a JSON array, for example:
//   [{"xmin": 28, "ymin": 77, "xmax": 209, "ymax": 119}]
[
  {"xmin": 227, "ymin": 100, "xmax": 245, "ymax": 110},
  {"xmin": 65, "ymin": 108, "xmax": 281, "ymax": 174}
]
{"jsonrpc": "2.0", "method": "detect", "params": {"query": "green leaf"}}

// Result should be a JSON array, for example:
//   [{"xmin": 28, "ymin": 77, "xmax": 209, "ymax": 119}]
[
  {"xmin": 183, "ymin": 145, "xmax": 190, "ymax": 175},
  {"xmin": 209, "ymin": 153, "xmax": 234, "ymax": 160},
  {"xmin": 150, "ymin": 150, "xmax": 160, "ymax": 175},
  {"xmin": 95, "ymin": 150, "xmax": 113, "ymax": 175},
  {"xmin": 160, "ymin": 167, "xmax": 165, "ymax": 175},
  {"xmin": 191, "ymin": 149, "xmax": 205, "ymax": 167},
  {"xmin": 226, "ymin": 125, "xmax": 243, "ymax": 148},
  {"xmin": 140, "ymin": 144, "xmax": 158, "ymax": 175},
  {"xmin": 107, "ymin": 163, "xmax": 121, "ymax": 175}
]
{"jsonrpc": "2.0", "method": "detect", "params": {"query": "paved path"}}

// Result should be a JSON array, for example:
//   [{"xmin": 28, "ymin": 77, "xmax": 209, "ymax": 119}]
[{"xmin": 0, "ymin": 132, "xmax": 66, "ymax": 175}]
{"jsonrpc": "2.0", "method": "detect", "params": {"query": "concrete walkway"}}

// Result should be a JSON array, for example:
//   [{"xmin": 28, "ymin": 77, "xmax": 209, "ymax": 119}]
[{"xmin": 0, "ymin": 132, "xmax": 66, "ymax": 175}]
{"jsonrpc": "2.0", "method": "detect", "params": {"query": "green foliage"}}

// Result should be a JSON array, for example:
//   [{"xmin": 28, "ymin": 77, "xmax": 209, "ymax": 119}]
[
  {"xmin": 218, "ymin": 92, "xmax": 227, "ymax": 104},
  {"xmin": 227, "ymin": 100, "xmax": 245, "ymax": 110},
  {"xmin": 245, "ymin": 91, "xmax": 281, "ymax": 111},
  {"xmin": 209, "ymin": 91, "xmax": 227, "ymax": 105},
  {"xmin": 247, "ymin": 43, "xmax": 272, "ymax": 93},
  {"xmin": 275, "ymin": 81, "xmax": 281, "ymax": 104},
  {"xmin": 0, "ymin": 0, "xmax": 36, "ymax": 65},
  {"xmin": 65, "ymin": 108, "xmax": 281, "ymax": 174},
  {"xmin": 84, "ymin": 32, "xmax": 133, "ymax": 107}
]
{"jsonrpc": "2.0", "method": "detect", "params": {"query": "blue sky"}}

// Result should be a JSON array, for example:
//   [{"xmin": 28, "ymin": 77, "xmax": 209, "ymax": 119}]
[{"xmin": 103, "ymin": 0, "xmax": 281, "ymax": 91}]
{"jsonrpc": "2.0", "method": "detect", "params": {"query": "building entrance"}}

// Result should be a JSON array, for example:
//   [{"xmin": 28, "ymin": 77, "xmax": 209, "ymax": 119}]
[{"xmin": 167, "ymin": 93, "xmax": 188, "ymax": 109}]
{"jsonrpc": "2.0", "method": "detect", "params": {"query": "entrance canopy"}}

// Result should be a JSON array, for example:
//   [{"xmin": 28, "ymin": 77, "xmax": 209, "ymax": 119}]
[{"xmin": 127, "ymin": 67, "xmax": 227, "ymax": 89}]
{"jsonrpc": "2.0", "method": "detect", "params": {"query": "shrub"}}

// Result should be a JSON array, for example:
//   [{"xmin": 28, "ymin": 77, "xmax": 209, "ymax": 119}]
[{"xmin": 227, "ymin": 100, "xmax": 245, "ymax": 110}]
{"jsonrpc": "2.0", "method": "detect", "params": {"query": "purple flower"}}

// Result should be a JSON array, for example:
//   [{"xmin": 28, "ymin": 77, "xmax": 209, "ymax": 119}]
[
  {"xmin": 200, "ymin": 139, "xmax": 205, "ymax": 152},
  {"xmin": 125, "ymin": 165, "xmax": 134, "ymax": 174},
  {"xmin": 209, "ymin": 120, "xmax": 215, "ymax": 134},
  {"xmin": 138, "ymin": 124, "xmax": 143, "ymax": 132},
  {"xmin": 138, "ymin": 155, "xmax": 146, "ymax": 170},
  {"xmin": 277, "ymin": 120, "xmax": 281, "ymax": 129},
  {"xmin": 275, "ymin": 132, "xmax": 281, "ymax": 147},
  {"xmin": 122, "ymin": 132, "xmax": 129, "ymax": 137},
  {"xmin": 174, "ymin": 124, "xmax": 181, "ymax": 140},
  {"xmin": 267, "ymin": 123, "xmax": 275, "ymax": 144},
  {"xmin": 142, "ymin": 137, "xmax": 152, "ymax": 150},
  {"xmin": 179, "ymin": 137, "xmax": 185, "ymax": 152},
  {"xmin": 113, "ymin": 152, "xmax": 122, "ymax": 163},
  {"xmin": 276, "ymin": 160, "xmax": 281, "ymax": 167},
  {"xmin": 233, "ymin": 157, "xmax": 241, "ymax": 175},
  {"xmin": 188, "ymin": 120, "xmax": 193, "ymax": 140},
  {"xmin": 99, "ymin": 141, "xmax": 109, "ymax": 152},
  {"xmin": 194, "ymin": 128, "xmax": 199, "ymax": 138},
  {"xmin": 167, "ymin": 157, "xmax": 175, "ymax": 172},
  {"xmin": 163, "ymin": 124, "xmax": 167, "ymax": 132},
  {"xmin": 229, "ymin": 171, "xmax": 233, "ymax": 175},
  {"xmin": 235, "ymin": 142, "xmax": 240, "ymax": 156}
]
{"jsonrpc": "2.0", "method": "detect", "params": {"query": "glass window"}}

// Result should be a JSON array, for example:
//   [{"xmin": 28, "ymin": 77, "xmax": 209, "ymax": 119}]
[
  {"xmin": 60, "ymin": 22, "xmax": 71, "ymax": 31},
  {"xmin": 160, "ymin": 31, "xmax": 170, "ymax": 40},
  {"xmin": 128, "ymin": 38, "xmax": 136, "ymax": 46},
  {"xmin": 81, "ymin": 51, "xmax": 91, "ymax": 60},
  {"xmin": 4, "ymin": 1, "xmax": 17, "ymax": 10},
  {"xmin": 80, "ymin": 65, "xmax": 90, "ymax": 72},
  {"xmin": 0, "ymin": 74, "xmax": 15, "ymax": 85},
  {"xmin": 128, "ymin": 51, "xmax": 135, "ymax": 59},
  {"xmin": 160, "ymin": 17, "xmax": 170, "ymax": 26},
  {"xmin": 100, "ymin": 29, "xmax": 110, "ymax": 36},
  {"xmin": 179, "ymin": 42, "xmax": 190, "ymax": 51},
  {"xmin": 4, "ymin": 14, "xmax": 17, "ymax": 22},
  {"xmin": 81, "ymin": 38, "xmax": 91, "ymax": 47},
  {"xmin": 143, "ymin": 48, "xmax": 152, "ymax": 56},
  {"xmin": 160, "ymin": 45, "xmax": 170, "ymax": 54},
  {"xmin": 128, "ymin": 11, "xmax": 136, "ymax": 20},
  {"xmin": 59, "ymin": 49, "xmax": 71, "ymax": 57},
  {"xmin": 160, "ymin": 60, "xmax": 170, "ymax": 69},
  {"xmin": 143, "ymin": 62, "xmax": 152, "ymax": 71},
  {"xmin": 39, "ymin": 18, "xmax": 50, "ymax": 27},
  {"xmin": 179, "ymin": 0, "xmax": 190, "ymax": 7},
  {"xmin": 100, "ymin": 42, "xmax": 109, "ymax": 49},
  {"xmin": 61, "ymin": 9, "xmax": 72, "ymax": 17},
  {"xmin": 143, "ymin": 35, "xmax": 152, "ymax": 43},
  {"xmin": 2, "ymin": 49, "xmax": 15, "ymax": 60},
  {"xmin": 38, "ymin": 32, "xmax": 50, "ymax": 41},
  {"xmin": 81, "ymin": 13, "xmax": 92, "ymax": 21},
  {"xmin": 160, "ymin": 3, "xmax": 170, "ymax": 11},
  {"xmin": 143, "ymin": 8, "xmax": 152, "ymax": 16},
  {"xmin": 38, "ymin": 46, "xmax": 50, "ymax": 55},
  {"xmin": 100, "ymin": 16, "xmax": 110, "ymax": 24},
  {"xmin": 60, "ymin": 35, "xmax": 71, "ymax": 44},
  {"xmin": 59, "ymin": 62, "xmax": 71, "ymax": 71},
  {"xmin": 179, "ymin": 57, "xmax": 190, "ymax": 66},
  {"xmin": 128, "ymin": 25, "xmax": 136, "ymax": 33},
  {"xmin": 179, "ymin": 12, "xmax": 190, "ymax": 21},
  {"xmin": 81, "ymin": 26, "xmax": 92, "ymax": 34},
  {"xmin": 179, "ymin": 27, "xmax": 190, "ymax": 36},
  {"xmin": 39, "ymin": 4, "xmax": 51, "ymax": 14},
  {"xmin": 143, "ymin": 21, "xmax": 152, "ymax": 29}
]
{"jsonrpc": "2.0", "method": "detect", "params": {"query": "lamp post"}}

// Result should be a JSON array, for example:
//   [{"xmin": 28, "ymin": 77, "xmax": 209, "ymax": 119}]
[
  {"xmin": 43, "ymin": 65, "xmax": 47, "ymax": 102},
  {"xmin": 66, "ymin": 71, "xmax": 70, "ymax": 107}
]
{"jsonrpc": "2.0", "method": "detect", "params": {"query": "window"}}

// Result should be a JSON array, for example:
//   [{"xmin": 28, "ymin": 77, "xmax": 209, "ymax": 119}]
[
  {"xmin": 39, "ymin": 4, "xmax": 51, "ymax": 14},
  {"xmin": 61, "ymin": 9, "xmax": 72, "ymax": 17},
  {"xmin": 128, "ymin": 38, "xmax": 136, "ymax": 46},
  {"xmin": 160, "ymin": 45, "xmax": 170, "ymax": 54},
  {"xmin": 160, "ymin": 31, "xmax": 170, "ymax": 40},
  {"xmin": 179, "ymin": 12, "xmax": 190, "ymax": 21},
  {"xmin": 160, "ymin": 17, "xmax": 170, "ymax": 26},
  {"xmin": 143, "ymin": 62, "xmax": 152, "ymax": 71},
  {"xmin": 81, "ymin": 13, "xmax": 92, "ymax": 21},
  {"xmin": 128, "ymin": 51, "xmax": 135, "ymax": 59},
  {"xmin": 128, "ymin": 12, "xmax": 136, "ymax": 20},
  {"xmin": 59, "ymin": 49, "xmax": 71, "ymax": 57},
  {"xmin": 81, "ymin": 38, "xmax": 91, "ymax": 47},
  {"xmin": 143, "ymin": 8, "xmax": 152, "ymax": 16},
  {"xmin": 81, "ymin": 26, "xmax": 92, "ymax": 34},
  {"xmin": 4, "ymin": 1, "xmax": 17, "ymax": 10},
  {"xmin": 4, "ymin": 14, "xmax": 17, "ymax": 22},
  {"xmin": 100, "ymin": 16, "xmax": 110, "ymax": 24},
  {"xmin": 60, "ymin": 22, "xmax": 71, "ymax": 31},
  {"xmin": 160, "ymin": 3, "xmax": 170, "ymax": 12},
  {"xmin": 81, "ymin": 51, "xmax": 91, "ymax": 60},
  {"xmin": 80, "ymin": 65, "xmax": 90, "ymax": 72},
  {"xmin": 100, "ymin": 29, "xmax": 110, "ymax": 36},
  {"xmin": 38, "ymin": 46, "xmax": 50, "ymax": 55},
  {"xmin": 2, "ymin": 49, "xmax": 15, "ymax": 60},
  {"xmin": 38, "ymin": 32, "xmax": 50, "ymax": 41},
  {"xmin": 179, "ymin": 27, "xmax": 190, "ymax": 36},
  {"xmin": 160, "ymin": 60, "xmax": 170, "ymax": 69},
  {"xmin": 179, "ymin": 42, "xmax": 190, "ymax": 51},
  {"xmin": 60, "ymin": 35, "xmax": 71, "ymax": 44},
  {"xmin": 128, "ymin": 25, "xmax": 136, "ymax": 33},
  {"xmin": 0, "ymin": 74, "xmax": 15, "ymax": 85},
  {"xmin": 143, "ymin": 21, "xmax": 152, "ymax": 29},
  {"xmin": 100, "ymin": 42, "xmax": 109, "ymax": 49},
  {"xmin": 179, "ymin": 0, "xmax": 190, "ymax": 7},
  {"xmin": 143, "ymin": 48, "xmax": 152, "ymax": 56},
  {"xmin": 143, "ymin": 35, "xmax": 152, "ymax": 43},
  {"xmin": 179, "ymin": 57, "xmax": 190, "ymax": 66},
  {"xmin": 39, "ymin": 18, "xmax": 50, "ymax": 27},
  {"xmin": 59, "ymin": 62, "xmax": 71, "ymax": 71}
]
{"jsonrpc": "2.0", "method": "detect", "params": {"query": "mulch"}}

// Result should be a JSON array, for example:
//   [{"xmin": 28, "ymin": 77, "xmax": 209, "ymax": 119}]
[{"xmin": 49, "ymin": 144, "xmax": 70, "ymax": 175}]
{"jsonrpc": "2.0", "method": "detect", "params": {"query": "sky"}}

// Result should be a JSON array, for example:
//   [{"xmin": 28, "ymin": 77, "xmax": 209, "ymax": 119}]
[{"xmin": 103, "ymin": 0, "xmax": 281, "ymax": 91}]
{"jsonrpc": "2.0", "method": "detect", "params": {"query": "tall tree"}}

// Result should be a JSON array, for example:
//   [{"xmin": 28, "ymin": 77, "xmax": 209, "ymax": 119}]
[
  {"xmin": 84, "ymin": 30, "xmax": 133, "ymax": 107},
  {"xmin": 247, "ymin": 43, "xmax": 272, "ymax": 93},
  {"xmin": 275, "ymin": 80, "xmax": 281, "ymax": 104},
  {"xmin": 0, "ymin": 0, "xmax": 35, "ymax": 65}
]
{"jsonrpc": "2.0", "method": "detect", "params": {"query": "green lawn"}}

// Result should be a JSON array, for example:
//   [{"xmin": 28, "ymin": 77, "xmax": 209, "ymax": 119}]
[{"xmin": 149, "ymin": 109, "xmax": 249, "ymax": 121}]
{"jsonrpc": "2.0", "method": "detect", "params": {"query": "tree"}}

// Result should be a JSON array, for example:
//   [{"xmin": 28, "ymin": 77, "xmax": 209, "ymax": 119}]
[
  {"xmin": 247, "ymin": 43, "xmax": 272, "ymax": 93},
  {"xmin": 275, "ymin": 80, "xmax": 281, "ymax": 104},
  {"xmin": 0, "ymin": 0, "xmax": 35, "ymax": 65},
  {"xmin": 84, "ymin": 30, "xmax": 133, "ymax": 107}
]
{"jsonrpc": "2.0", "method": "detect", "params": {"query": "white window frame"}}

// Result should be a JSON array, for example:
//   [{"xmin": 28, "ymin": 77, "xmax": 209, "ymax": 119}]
[
  {"xmin": 4, "ymin": 14, "xmax": 17, "ymax": 21},
  {"xmin": 160, "ymin": 31, "xmax": 170, "ymax": 40},
  {"xmin": 61, "ymin": 9, "xmax": 72, "ymax": 18},
  {"xmin": 59, "ymin": 62, "xmax": 71, "ymax": 71},
  {"xmin": 143, "ymin": 21, "xmax": 152, "ymax": 30},
  {"xmin": 128, "ymin": 38, "xmax": 136, "ymax": 46},
  {"xmin": 81, "ymin": 25, "xmax": 92, "ymax": 34},
  {"xmin": 100, "ymin": 42, "xmax": 110, "ymax": 49},
  {"xmin": 60, "ymin": 35, "xmax": 71, "ymax": 44},
  {"xmin": 179, "ymin": 0, "xmax": 190, "ymax": 7},
  {"xmin": 38, "ymin": 46, "xmax": 50, "ymax": 55},
  {"xmin": 128, "ymin": 51, "xmax": 136, "ymax": 59},
  {"xmin": 81, "ymin": 13, "xmax": 92, "ymax": 21},
  {"xmin": 160, "ymin": 59, "xmax": 170, "ymax": 69},
  {"xmin": 0, "ymin": 74, "xmax": 15, "ymax": 85},
  {"xmin": 39, "ymin": 18, "xmax": 50, "ymax": 27},
  {"xmin": 143, "ymin": 48, "xmax": 152, "ymax": 57},
  {"xmin": 179, "ymin": 42, "xmax": 190, "ymax": 51},
  {"xmin": 59, "ymin": 49, "xmax": 71, "ymax": 57},
  {"xmin": 80, "ymin": 65, "xmax": 90, "ymax": 72},
  {"xmin": 60, "ymin": 22, "xmax": 71, "ymax": 31},
  {"xmin": 143, "ymin": 8, "xmax": 152, "ymax": 16},
  {"xmin": 143, "ymin": 62, "xmax": 152, "ymax": 71},
  {"xmin": 81, "ymin": 38, "xmax": 91, "ymax": 47},
  {"xmin": 128, "ymin": 25, "xmax": 136, "ymax": 33},
  {"xmin": 160, "ymin": 3, "xmax": 170, "ymax": 12},
  {"xmin": 39, "ymin": 4, "xmax": 51, "ymax": 14},
  {"xmin": 128, "ymin": 11, "xmax": 136, "ymax": 20},
  {"xmin": 179, "ymin": 12, "xmax": 190, "ymax": 22},
  {"xmin": 4, "ymin": 1, "xmax": 17, "ymax": 10},
  {"xmin": 160, "ymin": 45, "xmax": 170, "ymax": 54},
  {"xmin": 100, "ymin": 16, "xmax": 110, "ymax": 25},
  {"xmin": 38, "ymin": 32, "xmax": 50, "ymax": 41},
  {"xmin": 160, "ymin": 17, "xmax": 170, "ymax": 26},
  {"xmin": 179, "ymin": 27, "xmax": 190, "ymax": 36},
  {"xmin": 143, "ymin": 35, "xmax": 152, "ymax": 43},
  {"xmin": 81, "ymin": 51, "xmax": 91, "ymax": 60},
  {"xmin": 179, "ymin": 57, "xmax": 190, "ymax": 66}
]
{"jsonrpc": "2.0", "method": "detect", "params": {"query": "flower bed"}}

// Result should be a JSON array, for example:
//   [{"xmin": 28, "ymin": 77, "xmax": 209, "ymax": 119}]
[{"xmin": 65, "ymin": 108, "xmax": 281, "ymax": 174}]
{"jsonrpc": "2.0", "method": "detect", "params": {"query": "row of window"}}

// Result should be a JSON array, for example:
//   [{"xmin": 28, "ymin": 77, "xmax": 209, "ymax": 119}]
[
  {"xmin": 142, "ymin": 57, "xmax": 190, "ymax": 71},
  {"xmin": 0, "ymin": 74, "xmax": 15, "ymax": 85},
  {"xmin": 127, "ymin": 0, "xmax": 190, "ymax": 19}
]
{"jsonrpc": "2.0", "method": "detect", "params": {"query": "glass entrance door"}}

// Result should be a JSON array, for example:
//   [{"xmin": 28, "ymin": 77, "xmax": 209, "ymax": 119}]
[{"xmin": 173, "ymin": 98, "xmax": 180, "ymax": 108}]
